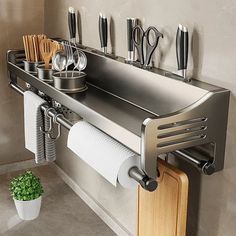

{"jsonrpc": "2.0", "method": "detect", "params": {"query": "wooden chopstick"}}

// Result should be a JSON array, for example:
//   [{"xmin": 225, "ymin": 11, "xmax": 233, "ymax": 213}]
[
  {"xmin": 26, "ymin": 36, "xmax": 32, "ymax": 61},
  {"xmin": 29, "ymin": 35, "xmax": 33, "ymax": 61},
  {"xmin": 32, "ymin": 35, "xmax": 39, "ymax": 62},
  {"xmin": 23, "ymin": 36, "xmax": 29, "ymax": 61}
]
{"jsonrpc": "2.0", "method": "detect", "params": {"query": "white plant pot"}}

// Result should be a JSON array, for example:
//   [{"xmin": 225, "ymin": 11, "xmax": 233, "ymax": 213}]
[{"xmin": 14, "ymin": 196, "xmax": 42, "ymax": 220}]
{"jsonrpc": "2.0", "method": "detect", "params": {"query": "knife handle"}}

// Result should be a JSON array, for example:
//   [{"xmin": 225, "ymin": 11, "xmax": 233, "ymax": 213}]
[
  {"xmin": 68, "ymin": 7, "xmax": 76, "ymax": 41},
  {"xmin": 99, "ymin": 13, "xmax": 108, "ymax": 53},
  {"xmin": 176, "ymin": 24, "xmax": 188, "ymax": 71},
  {"xmin": 127, "ymin": 18, "xmax": 136, "ymax": 61}
]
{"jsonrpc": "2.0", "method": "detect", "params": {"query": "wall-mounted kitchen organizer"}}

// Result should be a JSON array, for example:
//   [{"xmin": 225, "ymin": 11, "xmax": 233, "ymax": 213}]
[{"xmin": 7, "ymin": 40, "xmax": 230, "ymax": 191}]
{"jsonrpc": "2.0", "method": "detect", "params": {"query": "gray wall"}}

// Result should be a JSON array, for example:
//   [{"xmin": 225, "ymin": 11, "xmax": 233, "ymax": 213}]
[
  {"xmin": 46, "ymin": 0, "xmax": 234, "ymax": 235},
  {"xmin": 0, "ymin": 0, "xmax": 44, "ymax": 164}
]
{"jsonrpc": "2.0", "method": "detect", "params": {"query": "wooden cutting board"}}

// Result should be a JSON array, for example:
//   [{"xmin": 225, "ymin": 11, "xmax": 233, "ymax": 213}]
[{"xmin": 137, "ymin": 158, "xmax": 189, "ymax": 236}]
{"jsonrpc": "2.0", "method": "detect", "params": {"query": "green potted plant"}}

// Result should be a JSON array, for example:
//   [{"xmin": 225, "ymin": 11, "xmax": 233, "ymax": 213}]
[{"xmin": 9, "ymin": 170, "xmax": 44, "ymax": 220}]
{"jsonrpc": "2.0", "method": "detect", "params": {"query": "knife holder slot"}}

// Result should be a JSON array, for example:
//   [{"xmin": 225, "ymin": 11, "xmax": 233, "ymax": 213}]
[{"xmin": 6, "ymin": 45, "xmax": 230, "ymax": 180}]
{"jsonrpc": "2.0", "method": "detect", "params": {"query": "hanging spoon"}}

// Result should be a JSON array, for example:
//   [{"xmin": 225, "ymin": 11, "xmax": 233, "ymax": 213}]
[
  {"xmin": 52, "ymin": 50, "xmax": 67, "ymax": 76},
  {"xmin": 73, "ymin": 49, "xmax": 87, "ymax": 73}
]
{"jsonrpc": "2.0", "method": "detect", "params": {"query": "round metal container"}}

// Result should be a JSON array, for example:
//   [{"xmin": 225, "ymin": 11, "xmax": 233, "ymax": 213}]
[
  {"xmin": 37, "ymin": 64, "xmax": 54, "ymax": 83},
  {"xmin": 24, "ymin": 60, "xmax": 43, "ymax": 74},
  {"xmin": 53, "ymin": 71, "xmax": 87, "ymax": 93}
]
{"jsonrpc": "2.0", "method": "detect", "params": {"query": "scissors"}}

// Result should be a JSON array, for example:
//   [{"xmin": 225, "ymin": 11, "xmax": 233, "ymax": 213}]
[{"xmin": 132, "ymin": 25, "xmax": 163, "ymax": 67}]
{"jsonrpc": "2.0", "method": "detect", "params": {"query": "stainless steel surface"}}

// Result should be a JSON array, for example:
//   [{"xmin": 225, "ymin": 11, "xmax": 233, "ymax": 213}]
[
  {"xmin": 9, "ymin": 82, "xmax": 74, "ymax": 130},
  {"xmin": 52, "ymin": 100, "xmax": 81, "ymax": 122},
  {"xmin": 174, "ymin": 150, "xmax": 202, "ymax": 166},
  {"xmin": 47, "ymin": 113, "xmax": 62, "ymax": 140},
  {"xmin": 82, "ymin": 46, "xmax": 213, "ymax": 116},
  {"xmin": 183, "ymin": 69, "xmax": 187, "ymax": 81},
  {"xmin": 23, "ymin": 60, "xmax": 42, "ymax": 74},
  {"xmin": 41, "ymin": 105, "xmax": 74, "ymax": 131},
  {"xmin": 53, "ymin": 71, "xmax": 87, "ymax": 93},
  {"xmin": 129, "ymin": 166, "xmax": 157, "ymax": 192},
  {"xmin": 7, "ymin": 49, "xmax": 230, "ymax": 180},
  {"xmin": 37, "ymin": 64, "xmax": 54, "ymax": 83},
  {"xmin": 73, "ymin": 49, "xmax": 87, "ymax": 71},
  {"xmin": 8, "ymin": 60, "xmax": 143, "ymax": 153},
  {"xmin": 141, "ymin": 90, "xmax": 229, "ymax": 178},
  {"xmin": 40, "ymin": 107, "xmax": 54, "ymax": 134},
  {"xmin": 62, "ymin": 41, "xmax": 74, "ymax": 73},
  {"xmin": 52, "ymin": 50, "xmax": 67, "ymax": 72},
  {"xmin": 102, "ymin": 47, "xmax": 107, "ymax": 55},
  {"xmin": 173, "ymin": 149, "xmax": 215, "ymax": 175},
  {"xmin": 9, "ymin": 82, "xmax": 24, "ymax": 95},
  {"xmin": 127, "ymin": 51, "xmax": 134, "ymax": 62}
]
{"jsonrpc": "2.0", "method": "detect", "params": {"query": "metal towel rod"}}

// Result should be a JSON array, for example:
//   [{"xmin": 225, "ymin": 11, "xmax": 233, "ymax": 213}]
[{"xmin": 9, "ymin": 81, "xmax": 158, "ymax": 192}]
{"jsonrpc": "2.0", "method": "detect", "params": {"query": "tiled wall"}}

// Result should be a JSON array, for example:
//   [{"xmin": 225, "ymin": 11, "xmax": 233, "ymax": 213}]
[{"xmin": 0, "ymin": 0, "xmax": 44, "ymax": 164}]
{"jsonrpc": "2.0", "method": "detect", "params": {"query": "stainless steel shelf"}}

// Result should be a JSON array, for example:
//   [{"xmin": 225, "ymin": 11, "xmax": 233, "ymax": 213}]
[
  {"xmin": 7, "ymin": 48, "xmax": 230, "ymax": 178},
  {"xmin": 8, "ymin": 61, "xmax": 150, "ymax": 153}
]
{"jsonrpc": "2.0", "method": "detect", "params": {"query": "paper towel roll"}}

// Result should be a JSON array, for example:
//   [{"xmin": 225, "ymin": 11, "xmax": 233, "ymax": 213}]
[{"xmin": 67, "ymin": 121, "xmax": 140, "ymax": 188}]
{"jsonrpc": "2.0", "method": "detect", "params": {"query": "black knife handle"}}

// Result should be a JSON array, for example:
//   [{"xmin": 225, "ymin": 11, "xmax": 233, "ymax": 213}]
[
  {"xmin": 127, "ymin": 18, "xmax": 135, "ymax": 52},
  {"xmin": 99, "ymin": 14, "xmax": 108, "ymax": 49},
  {"xmin": 68, "ymin": 9, "xmax": 76, "ymax": 40},
  {"xmin": 176, "ymin": 24, "xmax": 188, "ymax": 70}
]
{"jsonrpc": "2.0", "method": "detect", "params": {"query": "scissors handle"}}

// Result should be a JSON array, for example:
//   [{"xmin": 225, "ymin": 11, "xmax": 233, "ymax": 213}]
[
  {"xmin": 144, "ymin": 27, "xmax": 163, "ymax": 67},
  {"xmin": 132, "ymin": 25, "xmax": 145, "ymax": 65}
]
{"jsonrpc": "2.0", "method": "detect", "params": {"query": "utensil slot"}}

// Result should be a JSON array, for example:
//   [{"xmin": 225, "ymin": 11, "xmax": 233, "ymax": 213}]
[
  {"xmin": 37, "ymin": 64, "xmax": 54, "ymax": 83},
  {"xmin": 24, "ymin": 60, "xmax": 43, "ymax": 74},
  {"xmin": 53, "ymin": 71, "xmax": 87, "ymax": 93}
]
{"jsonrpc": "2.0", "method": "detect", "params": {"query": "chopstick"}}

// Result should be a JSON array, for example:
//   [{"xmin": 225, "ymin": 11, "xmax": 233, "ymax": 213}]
[
  {"xmin": 22, "ymin": 34, "xmax": 47, "ymax": 62},
  {"xmin": 23, "ymin": 36, "xmax": 30, "ymax": 61},
  {"xmin": 32, "ymin": 35, "xmax": 39, "ymax": 62}
]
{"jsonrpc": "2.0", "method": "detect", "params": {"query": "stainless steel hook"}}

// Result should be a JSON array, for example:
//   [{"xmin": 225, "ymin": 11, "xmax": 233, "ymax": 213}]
[
  {"xmin": 40, "ymin": 107, "xmax": 54, "ymax": 134},
  {"xmin": 47, "ymin": 113, "xmax": 62, "ymax": 140}
]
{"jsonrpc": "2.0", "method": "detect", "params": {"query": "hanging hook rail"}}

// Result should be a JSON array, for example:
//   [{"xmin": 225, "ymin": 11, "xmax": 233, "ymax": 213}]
[
  {"xmin": 40, "ymin": 107, "xmax": 54, "ymax": 134},
  {"xmin": 47, "ymin": 113, "xmax": 62, "ymax": 140}
]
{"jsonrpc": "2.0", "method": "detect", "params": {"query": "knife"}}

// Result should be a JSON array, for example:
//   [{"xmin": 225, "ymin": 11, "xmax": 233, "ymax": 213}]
[
  {"xmin": 68, "ymin": 7, "xmax": 76, "ymax": 44},
  {"xmin": 127, "ymin": 18, "xmax": 137, "ymax": 62},
  {"xmin": 99, "ymin": 13, "xmax": 108, "ymax": 54},
  {"xmin": 176, "ymin": 24, "xmax": 189, "ymax": 79}
]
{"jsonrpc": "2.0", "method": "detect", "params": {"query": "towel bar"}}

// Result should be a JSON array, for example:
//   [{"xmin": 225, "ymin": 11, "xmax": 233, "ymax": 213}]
[
  {"xmin": 9, "ymin": 82, "xmax": 157, "ymax": 192},
  {"xmin": 7, "ymin": 47, "xmax": 230, "ymax": 187}
]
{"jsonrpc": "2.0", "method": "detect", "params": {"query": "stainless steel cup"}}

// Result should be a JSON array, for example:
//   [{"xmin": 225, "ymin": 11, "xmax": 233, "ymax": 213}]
[
  {"xmin": 37, "ymin": 64, "xmax": 54, "ymax": 83},
  {"xmin": 23, "ymin": 60, "xmax": 43, "ymax": 74},
  {"xmin": 53, "ymin": 71, "xmax": 87, "ymax": 93}
]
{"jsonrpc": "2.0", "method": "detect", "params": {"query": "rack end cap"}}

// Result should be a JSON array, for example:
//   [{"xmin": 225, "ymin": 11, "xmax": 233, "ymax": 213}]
[
  {"xmin": 202, "ymin": 163, "xmax": 215, "ymax": 175},
  {"xmin": 141, "ymin": 177, "xmax": 158, "ymax": 192}
]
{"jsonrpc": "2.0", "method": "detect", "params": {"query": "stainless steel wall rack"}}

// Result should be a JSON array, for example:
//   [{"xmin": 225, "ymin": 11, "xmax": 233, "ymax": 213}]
[{"xmin": 7, "ymin": 45, "xmax": 230, "ymax": 189}]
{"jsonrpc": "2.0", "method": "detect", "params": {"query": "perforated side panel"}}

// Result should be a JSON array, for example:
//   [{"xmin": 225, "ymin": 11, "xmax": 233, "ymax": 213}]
[{"xmin": 141, "ymin": 91, "xmax": 229, "ymax": 178}]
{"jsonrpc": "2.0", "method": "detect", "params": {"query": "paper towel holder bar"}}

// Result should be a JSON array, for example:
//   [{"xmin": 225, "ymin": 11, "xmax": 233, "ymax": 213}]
[{"xmin": 8, "ymin": 81, "xmax": 158, "ymax": 192}]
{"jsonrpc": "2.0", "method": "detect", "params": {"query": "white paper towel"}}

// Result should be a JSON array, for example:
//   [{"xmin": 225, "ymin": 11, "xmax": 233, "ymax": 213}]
[{"xmin": 67, "ymin": 121, "xmax": 141, "ymax": 188}]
